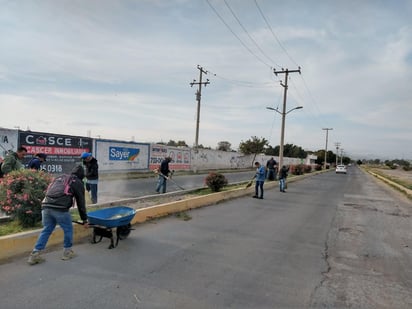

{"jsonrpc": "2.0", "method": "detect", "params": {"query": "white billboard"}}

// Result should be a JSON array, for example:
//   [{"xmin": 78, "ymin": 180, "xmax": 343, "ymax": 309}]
[
  {"xmin": 96, "ymin": 140, "xmax": 150, "ymax": 172},
  {"xmin": 0, "ymin": 127, "xmax": 18, "ymax": 159}
]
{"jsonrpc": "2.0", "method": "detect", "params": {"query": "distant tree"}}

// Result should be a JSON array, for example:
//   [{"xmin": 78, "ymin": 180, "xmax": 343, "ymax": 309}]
[
  {"xmin": 217, "ymin": 141, "xmax": 231, "ymax": 152},
  {"xmin": 239, "ymin": 136, "xmax": 268, "ymax": 166},
  {"xmin": 373, "ymin": 159, "xmax": 381, "ymax": 165},
  {"xmin": 283, "ymin": 144, "xmax": 307, "ymax": 159},
  {"xmin": 265, "ymin": 143, "xmax": 309, "ymax": 158},
  {"xmin": 315, "ymin": 150, "xmax": 336, "ymax": 165},
  {"xmin": 176, "ymin": 140, "xmax": 188, "ymax": 147},
  {"xmin": 197, "ymin": 144, "xmax": 211, "ymax": 150},
  {"xmin": 156, "ymin": 141, "xmax": 166, "ymax": 145},
  {"xmin": 167, "ymin": 140, "xmax": 177, "ymax": 146},
  {"xmin": 264, "ymin": 145, "xmax": 278, "ymax": 156}
]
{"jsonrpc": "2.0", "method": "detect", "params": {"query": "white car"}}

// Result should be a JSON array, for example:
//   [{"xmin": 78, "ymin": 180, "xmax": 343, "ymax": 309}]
[{"xmin": 336, "ymin": 165, "xmax": 347, "ymax": 174}]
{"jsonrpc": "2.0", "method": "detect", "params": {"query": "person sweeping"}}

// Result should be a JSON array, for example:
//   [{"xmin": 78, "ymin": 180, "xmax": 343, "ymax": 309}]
[{"xmin": 252, "ymin": 161, "xmax": 266, "ymax": 199}]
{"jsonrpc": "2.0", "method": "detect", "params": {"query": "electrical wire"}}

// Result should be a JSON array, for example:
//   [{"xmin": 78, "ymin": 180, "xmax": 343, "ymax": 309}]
[
  {"xmin": 205, "ymin": 0, "xmax": 273, "ymax": 69},
  {"xmin": 223, "ymin": 0, "xmax": 281, "ymax": 68},
  {"xmin": 253, "ymin": 0, "xmax": 300, "ymax": 68},
  {"xmin": 207, "ymin": 69, "xmax": 279, "ymax": 88}
]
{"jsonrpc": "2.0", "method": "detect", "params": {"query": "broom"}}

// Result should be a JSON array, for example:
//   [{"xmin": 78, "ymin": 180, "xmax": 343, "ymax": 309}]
[{"xmin": 245, "ymin": 175, "xmax": 256, "ymax": 188}]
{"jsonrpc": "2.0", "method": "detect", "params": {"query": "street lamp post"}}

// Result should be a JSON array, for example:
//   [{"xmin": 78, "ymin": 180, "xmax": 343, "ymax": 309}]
[{"xmin": 266, "ymin": 106, "xmax": 303, "ymax": 170}]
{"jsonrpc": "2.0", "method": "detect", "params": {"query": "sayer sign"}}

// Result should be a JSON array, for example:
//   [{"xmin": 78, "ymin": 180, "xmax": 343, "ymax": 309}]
[
  {"xmin": 19, "ymin": 130, "xmax": 93, "ymax": 174},
  {"xmin": 109, "ymin": 147, "xmax": 140, "ymax": 161}
]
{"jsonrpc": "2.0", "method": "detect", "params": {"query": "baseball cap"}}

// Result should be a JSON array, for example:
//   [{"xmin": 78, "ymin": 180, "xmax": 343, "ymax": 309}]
[
  {"xmin": 80, "ymin": 152, "xmax": 92, "ymax": 159},
  {"xmin": 37, "ymin": 153, "xmax": 47, "ymax": 161}
]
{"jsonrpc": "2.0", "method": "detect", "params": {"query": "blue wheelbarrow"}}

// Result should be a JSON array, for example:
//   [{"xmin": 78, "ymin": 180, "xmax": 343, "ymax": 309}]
[{"xmin": 75, "ymin": 206, "xmax": 136, "ymax": 249}]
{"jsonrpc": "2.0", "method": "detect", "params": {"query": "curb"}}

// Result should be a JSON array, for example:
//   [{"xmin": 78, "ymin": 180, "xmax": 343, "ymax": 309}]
[
  {"xmin": 0, "ymin": 171, "xmax": 321, "ymax": 263},
  {"xmin": 365, "ymin": 169, "xmax": 412, "ymax": 198}
]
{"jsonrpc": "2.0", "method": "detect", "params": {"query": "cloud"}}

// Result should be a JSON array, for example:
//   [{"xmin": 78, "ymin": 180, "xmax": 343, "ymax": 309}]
[{"xmin": 0, "ymin": 1, "xmax": 411, "ymax": 159}]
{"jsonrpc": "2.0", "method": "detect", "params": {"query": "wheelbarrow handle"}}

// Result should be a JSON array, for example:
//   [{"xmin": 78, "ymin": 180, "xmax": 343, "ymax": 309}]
[
  {"xmin": 72, "ymin": 220, "xmax": 97, "ymax": 228},
  {"xmin": 72, "ymin": 220, "xmax": 86, "ymax": 225}
]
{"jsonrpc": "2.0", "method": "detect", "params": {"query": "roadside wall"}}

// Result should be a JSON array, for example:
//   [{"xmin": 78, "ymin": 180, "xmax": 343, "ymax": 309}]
[{"xmin": 0, "ymin": 127, "xmax": 312, "ymax": 174}]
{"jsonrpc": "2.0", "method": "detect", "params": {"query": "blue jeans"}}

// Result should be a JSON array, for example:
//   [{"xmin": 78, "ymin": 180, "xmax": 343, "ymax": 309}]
[
  {"xmin": 279, "ymin": 178, "xmax": 286, "ymax": 191},
  {"xmin": 155, "ymin": 175, "xmax": 167, "ymax": 193},
  {"xmin": 255, "ymin": 180, "xmax": 264, "ymax": 198},
  {"xmin": 87, "ymin": 182, "xmax": 98, "ymax": 204},
  {"xmin": 34, "ymin": 208, "xmax": 73, "ymax": 251}
]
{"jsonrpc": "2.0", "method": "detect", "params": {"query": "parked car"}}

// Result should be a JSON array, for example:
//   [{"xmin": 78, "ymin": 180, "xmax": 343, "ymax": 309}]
[{"xmin": 336, "ymin": 165, "xmax": 347, "ymax": 174}]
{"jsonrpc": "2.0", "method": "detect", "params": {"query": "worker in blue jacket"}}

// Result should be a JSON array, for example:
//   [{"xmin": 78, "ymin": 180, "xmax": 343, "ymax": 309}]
[{"xmin": 253, "ymin": 161, "xmax": 266, "ymax": 199}]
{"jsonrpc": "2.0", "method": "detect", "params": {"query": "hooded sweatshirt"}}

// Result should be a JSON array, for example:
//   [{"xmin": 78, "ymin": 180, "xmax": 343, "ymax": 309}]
[{"xmin": 42, "ymin": 165, "xmax": 87, "ymax": 221}]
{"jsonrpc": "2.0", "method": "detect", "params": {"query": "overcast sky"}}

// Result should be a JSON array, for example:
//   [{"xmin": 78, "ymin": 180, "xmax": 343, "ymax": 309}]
[{"xmin": 1, "ymin": 0, "xmax": 411, "ymax": 160}]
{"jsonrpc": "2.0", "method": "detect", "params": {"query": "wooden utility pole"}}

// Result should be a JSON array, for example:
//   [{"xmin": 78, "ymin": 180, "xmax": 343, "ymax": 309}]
[
  {"xmin": 335, "ymin": 142, "xmax": 341, "ymax": 166},
  {"xmin": 190, "ymin": 65, "xmax": 210, "ymax": 151},
  {"xmin": 323, "ymin": 128, "xmax": 333, "ymax": 169},
  {"xmin": 273, "ymin": 67, "xmax": 301, "ymax": 170}
]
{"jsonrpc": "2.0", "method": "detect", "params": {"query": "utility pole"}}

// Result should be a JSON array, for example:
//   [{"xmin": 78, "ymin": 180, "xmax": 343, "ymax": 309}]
[
  {"xmin": 190, "ymin": 65, "xmax": 210, "ymax": 152},
  {"xmin": 322, "ymin": 128, "xmax": 333, "ymax": 169},
  {"xmin": 334, "ymin": 142, "xmax": 341, "ymax": 166},
  {"xmin": 274, "ymin": 67, "xmax": 301, "ymax": 170}
]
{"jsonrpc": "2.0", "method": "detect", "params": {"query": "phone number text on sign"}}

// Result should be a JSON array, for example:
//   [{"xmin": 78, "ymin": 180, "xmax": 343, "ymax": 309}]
[{"xmin": 42, "ymin": 164, "xmax": 63, "ymax": 173}]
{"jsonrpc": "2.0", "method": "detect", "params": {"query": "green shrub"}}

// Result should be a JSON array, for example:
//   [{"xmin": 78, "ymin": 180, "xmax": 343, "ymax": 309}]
[
  {"xmin": 0, "ymin": 169, "xmax": 52, "ymax": 227},
  {"xmin": 204, "ymin": 172, "xmax": 228, "ymax": 192}
]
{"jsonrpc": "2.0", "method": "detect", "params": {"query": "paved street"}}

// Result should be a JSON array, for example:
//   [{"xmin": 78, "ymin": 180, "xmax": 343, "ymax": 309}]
[{"xmin": 0, "ymin": 166, "xmax": 411, "ymax": 308}]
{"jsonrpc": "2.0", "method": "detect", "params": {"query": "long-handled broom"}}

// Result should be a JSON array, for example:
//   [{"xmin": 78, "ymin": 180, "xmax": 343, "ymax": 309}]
[
  {"xmin": 154, "ymin": 168, "xmax": 186, "ymax": 191},
  {"xmin": 245, "ymin": 175, "xmax": 256, "ymax": 188}
]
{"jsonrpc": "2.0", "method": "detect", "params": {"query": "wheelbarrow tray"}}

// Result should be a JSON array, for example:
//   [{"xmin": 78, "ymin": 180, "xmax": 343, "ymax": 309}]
[{"xmin": 87, "ymin": 206, "xmax": 136, "ymax": 228}]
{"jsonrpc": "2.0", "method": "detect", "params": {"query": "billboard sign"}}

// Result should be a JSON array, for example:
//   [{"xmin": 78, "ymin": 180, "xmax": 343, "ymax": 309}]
[
  {"xmin": 0, "ymin": 127, "xmax": 18, "ymax": 159},
  {"xmin": 19, "ymin": 130, "xmax": 93, "ymax": 174},
  {"xmin": 96, "ymin": 140, "xmax": 150, "ymax": 172},
  {"xmin": 149, "ymin": 144, "xmax": 191, "ymax": 170}
]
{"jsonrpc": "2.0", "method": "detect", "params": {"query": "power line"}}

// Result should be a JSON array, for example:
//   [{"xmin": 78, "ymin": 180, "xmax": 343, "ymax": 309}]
[
  {"xmin": 207, "ymin": 69, "xmax": 278, "ymax": 88},
  {"xmin": 223, "ymin": 0, "xmax": 280, "ymax": 68},
  {"xmin": 205, "ymin": 0, "xmax": 272, "ymax": 68},
  {"xmin": 288, "ymin": 78, "xmax": 328, "ymax": 128},
  {"xmin": 298, "ymin": 74, "xmax": 330, "ymax": 126},
  {"xmin": 253, "ymin": 0, "xmax": 299, "ymax": 68}
]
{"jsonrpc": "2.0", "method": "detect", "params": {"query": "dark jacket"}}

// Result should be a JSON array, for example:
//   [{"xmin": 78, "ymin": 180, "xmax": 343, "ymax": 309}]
[
  {"xmin": 28, "ymin": 157, "xmax": 42, "ymax": 170},
  {"xmin": 42, "ymin": 165, "xmax": 87, "ymax": 221},
  {"xmin": 279, "ymin": 166, "xmax": 289, "ymax": 179},
  {"xmin": 266, "ymin": 158, "xmax": 277, "ymax": 169},
  {"xmin": 83, "ymin": 157, "xmax": 98, "ymax": 180},
  {"xmin": 159, "ymin": 158, "xmax": 171, "ymax": 176}
]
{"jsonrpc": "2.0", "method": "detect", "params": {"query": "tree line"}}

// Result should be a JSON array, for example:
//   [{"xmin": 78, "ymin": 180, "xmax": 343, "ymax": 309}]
[{"xmin": 159, "ymin": 136, "xmax": 351, "ymax": 166}]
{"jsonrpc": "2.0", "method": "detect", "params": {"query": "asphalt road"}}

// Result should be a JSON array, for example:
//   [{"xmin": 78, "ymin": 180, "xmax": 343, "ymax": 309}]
[{"xmin": 1, "ymin": 166, "xmax": 411, "ymax": 308}]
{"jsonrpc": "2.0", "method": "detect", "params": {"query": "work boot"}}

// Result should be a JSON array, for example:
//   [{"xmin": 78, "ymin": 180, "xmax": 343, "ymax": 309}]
[
  {"xmin": 27, "ymin": 251, "xmax": 45, "ymax": 265},
  {"xmin": 61, "ymin": 248, "xmax": 76, "ymax": 261}
]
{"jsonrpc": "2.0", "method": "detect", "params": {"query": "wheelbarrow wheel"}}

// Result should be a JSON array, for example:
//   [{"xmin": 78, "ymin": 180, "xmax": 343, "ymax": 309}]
[
  {"xmin": 117, "ymin": 224, "xmax": 132, "ymax": 240},
  {"xmin": 91, "ymin": 228, "xmax": 103, "ymax": 244}
]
